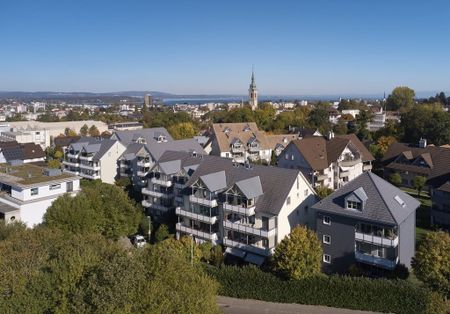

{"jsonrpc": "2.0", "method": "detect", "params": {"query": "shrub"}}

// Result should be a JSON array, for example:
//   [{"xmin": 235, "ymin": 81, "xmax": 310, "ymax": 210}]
[
  {"xmin": 206, "ymin": 265, "xmax": 448, "ymax": 314},
  {"xmin": 155, "ymin": 224, "xmax": 170, "ymax": 243}
]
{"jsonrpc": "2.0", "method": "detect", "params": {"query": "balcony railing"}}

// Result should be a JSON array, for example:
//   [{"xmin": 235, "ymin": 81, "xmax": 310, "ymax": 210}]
[
  {"xmin": 79, "ymin": 172, "xmax": 100, "ymax": 180},
  {"xmin": 223, "ymin": 238, "xmax": 272, "ymax": 257},
  {"xmin": 176, "ymin": 223, "xmax": 218, "ymax": 242},
  {"xmin": 63, "ymin": 169, "xmax": 79, "ymax": 175},
  {"xmin": 230, "ymin": 146, "xmax": 245, "ymax": 153},
  {"xmin": 339, "ymin": 170, "xmax": 350, "ymax": 178},
  {"xmin": 66, "ymin": 153, "xmax": 79, "ymax": 159},
  {"xmin": 363, "ymin": 164, "xmax": 372, "ymax": 171},
  {"xmin": 151, "ymin": 177, "xmax": 172, "ymax": 187},
  {"xmin": 142, "ymin": 188, "xmax": 173, "ymax": 199},
  {"xmin": 248, "ymin": 146, "xmax": 260, "ymax": 153},
  {"xmin": 137, "ymin": 160, "xmax": 151, "ymax": 167},
  {"xmin": 355, "ymin": 251, "xmax": 398, "ymax": 270},
  {"xmin": 339, "ymin": 158, "xmax": 361, "ymax": 167},
  {"xmin": 79, "ymin": 155, "xmax": 94, "ymax": 161},
  {"xmin": 189, "ymin": 195, "xmax": 218, "ymax": 207},
  {"xmin": 175, "ymin": 207, "xmax": 218, "ymax": 224},
  {"xmin": 223, "ymin": 220, "xmax": 276, "ymax": 238},
  {"xmin": 141, "ymin": 200, "xmax": 170, "ymax": 212},
  {"xmin": 63, "ymin": 160, "xmax": 79, "ymax": 167},
  {"xmin": 355, "ymin": 231, "xmax": 399, "ymax": 247},
  {"xmin": 315, "ymin": 174, "xmax": 327, "ymax": 182},
  {"xmin": 223, "ymin": 202, "xmax": 255, "ymax": 216},
  {"xmin": 174, "ymin": 182, "xmax": 186, "ymax": 189},
  {"xmin": 137, "ymin": 170, "xmax": 149, "ymax": 177},
  {"xmin": 79, "ymin": 163, "xmax": 100, "ymax": 171}
]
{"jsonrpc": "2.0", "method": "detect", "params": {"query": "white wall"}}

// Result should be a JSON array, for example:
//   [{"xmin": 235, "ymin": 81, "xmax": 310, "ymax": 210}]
[
  {"xmin": 11, "ymin": 179, "xmax": 80, "ymax": 202},
  {"xmin": 99, "ymin": 142, "xmax": 126, "ymax": 184}
]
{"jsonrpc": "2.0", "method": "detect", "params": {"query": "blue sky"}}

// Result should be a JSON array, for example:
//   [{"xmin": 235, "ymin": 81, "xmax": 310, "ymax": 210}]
[{"xmin": 1, "ymin": 0, "xmax": 450, "ymax": 96}]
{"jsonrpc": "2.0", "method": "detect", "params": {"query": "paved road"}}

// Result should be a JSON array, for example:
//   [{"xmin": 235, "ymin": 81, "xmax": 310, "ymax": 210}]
[{"xmin": 217, "ymin": 296, "xmax": 379, "ymax": 314}]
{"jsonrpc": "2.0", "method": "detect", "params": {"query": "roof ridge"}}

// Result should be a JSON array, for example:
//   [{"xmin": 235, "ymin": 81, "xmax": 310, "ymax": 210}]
[{"xmin": 367, "ymin": 172, "xmax": 399, "ymax": 224}]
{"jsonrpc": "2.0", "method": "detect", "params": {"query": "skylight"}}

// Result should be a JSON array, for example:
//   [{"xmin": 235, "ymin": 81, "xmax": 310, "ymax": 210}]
[{"xmin": 394, "ymin": 195, "xmax": 406, "ymax": 207}]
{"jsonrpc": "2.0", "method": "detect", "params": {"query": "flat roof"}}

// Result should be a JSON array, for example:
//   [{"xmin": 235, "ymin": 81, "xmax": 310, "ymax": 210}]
[{"xmin": 0, "ymin": 164, "xmax": 78, "ymax": 188}]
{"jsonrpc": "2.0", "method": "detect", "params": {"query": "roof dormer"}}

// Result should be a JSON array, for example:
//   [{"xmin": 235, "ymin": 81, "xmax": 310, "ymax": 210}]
[{"xmin": 345, "ymin": 187, "xmax": 368, "ymax": 211}]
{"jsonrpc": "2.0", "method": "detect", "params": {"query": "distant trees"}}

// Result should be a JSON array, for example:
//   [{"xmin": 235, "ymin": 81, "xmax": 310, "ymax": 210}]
[
  {"xmin": 168, "ymin": 122, "xmax": 197, "ymax": 140},
  {"xmin": 64, "ymin": 127, "xmax": 77, "ymax": 136},
  {"xmin": 43, "ymin": 181, "xmax": 142, "ymax": 239},
  {"xmin": 79, "ymin": 124, "xmax": 89, "ymax": 136},
  {"xmin": 389, "ymin": 173, "xmax": 402, "ymax": 187},
  {"xmin": 412, "ymin": 231, "xmax": 450, "ymax": 297},
  {"xmin": 308, "ymin": 108, "xmax": 332, "ymax": 134},
  {"xmin": 88, "ymin": 125, "xmax": 100, "ymax": 137},
  {"xmin": 369, "ymin": 136, "xmax": 397, "ymax": 159},
  {"xmin": 272, "ymin": 226, "xmax": 322, "ymax": 280},
  {"xmin": 386, "ymin": 86, "xmax": 416, "ymax": 112}
]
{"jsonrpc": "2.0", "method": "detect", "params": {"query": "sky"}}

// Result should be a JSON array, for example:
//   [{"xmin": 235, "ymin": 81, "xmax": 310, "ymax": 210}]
[{"xmin": 1, "ymin": 0, "xmax": 450, "ymax": 96}]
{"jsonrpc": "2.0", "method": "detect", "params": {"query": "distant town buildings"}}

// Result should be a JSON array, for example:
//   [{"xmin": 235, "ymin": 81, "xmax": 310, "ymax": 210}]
[{"xmin": 144, "ymin": 94, "xmax": 153, "ymax": 108}]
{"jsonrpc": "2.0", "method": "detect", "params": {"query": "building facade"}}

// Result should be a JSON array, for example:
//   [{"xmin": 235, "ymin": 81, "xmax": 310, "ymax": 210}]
[
  {"xmin": 431, "ymin": 181, "xmax": 450, "ymax": 228},
  {"xmin": 312, "ymin": 172, "xmax": 419, "ymax": 273}
]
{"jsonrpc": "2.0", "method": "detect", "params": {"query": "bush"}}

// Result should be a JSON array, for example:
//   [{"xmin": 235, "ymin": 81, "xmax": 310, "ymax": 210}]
[
  {"xmin": 155, "ymin": 224, "xmax": 170, "ymax": 243},
  {"xmin": 206, "ymin": 265, "xmax": 448, "ymax": 314}
]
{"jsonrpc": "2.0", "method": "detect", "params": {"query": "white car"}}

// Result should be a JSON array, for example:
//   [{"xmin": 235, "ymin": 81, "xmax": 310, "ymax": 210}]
[{"xmin": 131, "ymin": 235, "xmax": 146, "ymax": 248}]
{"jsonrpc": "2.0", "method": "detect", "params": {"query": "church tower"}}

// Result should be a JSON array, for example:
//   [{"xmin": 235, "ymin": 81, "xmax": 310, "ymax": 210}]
[{"xmin": 248, "ymin": 69, "xmax": 258, "ymax": 110}]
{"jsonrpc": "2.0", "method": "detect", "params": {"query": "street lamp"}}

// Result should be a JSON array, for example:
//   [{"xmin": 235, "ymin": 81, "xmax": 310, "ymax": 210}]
[{"xmin": 147, "ymin": 215, "xmax": 152, "ymax": 242}]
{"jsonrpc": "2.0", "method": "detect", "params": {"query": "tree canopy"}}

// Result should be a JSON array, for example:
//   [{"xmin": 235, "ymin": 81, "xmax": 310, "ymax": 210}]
[
  {"xmin": 168, "ymin": 122, "xmax": 197, "ymax": 140},
  {"xmin": 386, "ymin": 86, "xmax": 416, "ymax": 112},
  {"xmin": 272, "ymin": 226, "xmax": 322, "ymax": 280}
]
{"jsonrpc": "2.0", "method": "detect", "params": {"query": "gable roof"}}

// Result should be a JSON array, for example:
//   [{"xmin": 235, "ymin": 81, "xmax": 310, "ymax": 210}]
[
  {"xmin": 235, "ymin": 176, "xmax": 264, "ymax": 199},
  {"xmin": 212, "ymin": 122, "xmax": 271, "ymax": 153},
  {"xmin": 312, "ymin": 172, "xmax": 420, "ymax": 225},
  {"xmin": 1, "ymin": 143, "xmax": 45, "ymax": 162},
  {"xmin": 111, "ymin": 128, "xmax": 173, "ymax": 145},
  {"xmin": 69, "ymin": 138, "xmax": 120, "ymax": 161},
  {"xmin": 146, "ymin": 138, "xmax": 205, "ymax": 161},
  {"xmin": 54, "ymin": 136, "xmax": 81, "ymax": 148}
]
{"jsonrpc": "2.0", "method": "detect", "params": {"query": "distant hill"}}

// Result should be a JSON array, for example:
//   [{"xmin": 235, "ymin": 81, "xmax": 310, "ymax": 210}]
[{"xmin": 0, "ymin": 91, "xmax": 177, "ymax": 99}]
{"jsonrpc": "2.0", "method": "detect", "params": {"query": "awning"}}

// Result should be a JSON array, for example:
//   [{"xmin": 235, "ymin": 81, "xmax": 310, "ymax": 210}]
[
  {"xmin": 244, "ymin": 253, "xmax": 266, "ymax": 266},
  {"xmin": 225, "ymin": 247, "xmax": 246, "ymax": 259}
]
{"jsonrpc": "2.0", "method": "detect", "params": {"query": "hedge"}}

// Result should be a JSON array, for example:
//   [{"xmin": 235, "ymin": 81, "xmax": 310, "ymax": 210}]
[{"xmin": 206, "ymin": 265, "xmax": 448, "ymax": 314}]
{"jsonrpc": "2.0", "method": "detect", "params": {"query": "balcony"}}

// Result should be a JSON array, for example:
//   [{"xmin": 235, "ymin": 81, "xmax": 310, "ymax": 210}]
[
  {"xmin": 363, "ymin": 164, "xmax": 372, "ymax": 171},
  {"xmin": 355, "ymin": 231, "xmax": 399, "ymax": 247},
  {"xmin": 174, "ymin": 182, "xmax": 186, "ymax": 189},
  {"xmin": 315, "ymin": 174, "xmax": 327, "ymax": 182},
  {"xmin": 63, "ymin": 160, "xmax": 79, "ymax": 167},
  {"xmin": 223, "ymin": 202, "xmax": 255, "ymax": 216},
  {"xmin": 66, "ymin": 152, "xmax": 79, "ymax": 159},
  {"xmin": 339, "ymin": 170, "xmax": 350, "ymax": 178},
  {"xmin": 79, "ymin": 155, "xmax": 94, "ymax": 161},
  {"xmin": 79, "ymin": 172, "xmax": 100, "ymax": 180},
  {"xmin": 339, "ymin": 158, "xmax": 361, "ymax": 167},
  {"xmin": 355, "ymin": 251, "xmax": 398, "ymax": 270},
  {"xmin": 248, "ymin": 146, "xmax": 260, "ymax": 153},
  {"xmin": 223, "ymin": 220, "xmax": 276, "ymax": 238},
  {"xmin": 223, "ymin": 238, "xmax": 272, "ymax": 257},
  {"xmin": 141, "ymin": 200, "xmax": 170, "ymax": 212},
  {"xmin": 151, "ymin": 177, "xmax": 172, "ymax": 187},
  {"xmin": 231, "ymin": 145, "xmax": 245, "ymax": 153},
  {"xmin": 137, "ymin": 160, "xmax": 151, "ymax": 167},
  {"xmin": 79, "ymin": 163, "xmax": 100, "ymax": 171},
  {"xmin": 137, "ymin": 170, "xmax": 149, "ymax": 177},
  {"xmin": 63, "ymin": 169, "xmax": 79, "ymax": 176},
  {"xmin": 142, "ymin": 188, "xmax": 173, "ymax": 199},
  {"xmin": 176, "ymin": 223, "xmax": 218, "ymax": 242},
  {"xmin": 176, "ymin": 207, "xmax": 218, "ymax": 224},
  {"xmin": 189, "ymin": 195, "xmax": 218, "ymax": 207}
]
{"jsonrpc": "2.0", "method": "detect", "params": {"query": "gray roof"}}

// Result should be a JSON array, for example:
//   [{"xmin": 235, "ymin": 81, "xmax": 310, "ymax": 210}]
[
  {"xmin": 146, "ymin": 138, "xmax": 205, "ymax": 161},
  {"xmin": 119, "ymin": 143, "xmax": 146, "ymax": 161},
  {"xmin": 312, "ymin": 172, "xmax": 420, "ymax": 225},
  {"xmin": 159, "ymin": 159, "xmax": 182, "ymax": 175},
  {"xmin": 236, "ymin": 176, "xmax": 263, "ymax": 199},
  {"xmin": 155, "ymin": 150, "xmax": 308, "ymax": 215},
  {"xmin": 69, "ymin": 138, "xmax": 119, "ymax": 161},
  {"xmin": 111, "ymin": 128, "xmax": 173, "ymax": 145},
  {"xmin": 200, "ymin": 171, "xmax": 227, "ymax": 192}
]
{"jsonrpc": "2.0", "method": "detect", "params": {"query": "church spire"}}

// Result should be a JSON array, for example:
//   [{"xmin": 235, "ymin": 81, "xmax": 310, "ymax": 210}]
[{"xmin": 248, "ymin": 66, "xmax": 258, "ymax": 110}]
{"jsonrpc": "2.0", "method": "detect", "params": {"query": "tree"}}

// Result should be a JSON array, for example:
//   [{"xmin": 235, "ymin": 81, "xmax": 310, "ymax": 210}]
[
  {"xmin": 272, "ymin": 226, "xmax": 322, "ymax": 280},
  {"xmin": 375, "ymin": 136, "xmax": 397, "ymax": 156},
  {"xmin": 412, "ymin": 231, "xmax": 450, "ymax": 297},
  {"xmin": 386, "ymin": 86, "xmax": 415, "ymax": 112},
  {"xmin": 44, "ymin": 181, "xmax": 142, "ymax": 239},
  {"xmin": 64, "ymin": 127, "xmax": 77, "ymax": 136},
  {"xmin": 308, "ymin": 108, "xmax": 332, "ymax": 134},
  {"xmin": 47, "ymin": 159, "xmax": 61, "ymax": 169},
  {"xmin": 412, "ymin": 176, "xmax": 427, "ymax": 196},
  {"xmin": 168, "ymin": 122, "xmax": 197, "ymax": 140},
  {"xmin": 316, "ymin": 186, "xmax": 333, "ymax": 199},
  {"xmin": 54, "ymin": 150, "xmax": 63, "ymax": 160},
  {"xmin": 389, "ymin": 173, "xmax": 402, "ymax": 187},
  {"xmin": 88, "ymin": 125, "xmax": 100, "ymax": 137},
  {"xmin": 79, "ymin": 124, "xmax": 89, "ymax": 136},
  {"xmin": 155, "ymin": 224, "xmax": 170, "ymax": 242}
]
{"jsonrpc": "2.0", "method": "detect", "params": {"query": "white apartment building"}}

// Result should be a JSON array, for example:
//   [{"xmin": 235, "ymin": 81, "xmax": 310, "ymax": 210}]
[
  {"xmin": 278, "ymin": 133, "xmax": 374, "ymax": 190},
  {"xmin": 0, "ymin": 165, "xmax": 80, "ymax": 227},
  {"xmin": 143, "ymin": 151, "xmax": 318, "ymax": 265},
  {"xmin": 0, "ymin": 123, "xmax": 50, "ymax": 149},
  {"xmin": 63, "ymin": 138, "xmax": 126, "ymax": 184}
]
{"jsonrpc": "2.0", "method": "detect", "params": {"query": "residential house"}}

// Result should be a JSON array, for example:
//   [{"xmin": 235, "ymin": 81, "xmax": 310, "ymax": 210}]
[
  {"xmin": 0, "ymin": 142, "xmax": 45, "ymax": 164},
  {"xmin": 0, "ymin": 164, "xmax": 80, "ymax": 227},
  {"xmin": 278, "ymin": 133, "xmax": 374, "ymax": 189},
  {"xmin": 62, "ymin": 138, "xmax": 126, "ymax": 184},
  {"xmin": 431, "ymin": 181, "xmax": 450, "ymax": 228},
  {"xmin": 143, "ymin": 151, "xmax": 318, "ymax": 265},
  {"xmin": 312, "ymin": 172, "xmax": 419, "ymax": 273}
]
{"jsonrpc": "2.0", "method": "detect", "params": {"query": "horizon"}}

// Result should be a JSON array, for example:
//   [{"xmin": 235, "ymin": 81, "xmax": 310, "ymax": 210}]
[{"xmin": 1, "ymin": 1, "xmax": 450, "ymax": 94}]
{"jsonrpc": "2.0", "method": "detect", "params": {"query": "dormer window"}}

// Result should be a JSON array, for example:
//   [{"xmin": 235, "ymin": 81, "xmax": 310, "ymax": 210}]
[
  {"xmin": 347, "ymin": 200, "xmax": 362, "ymax": 210},
  {"xmin": 223, "ymin": 127, "xmax": 231, "ymax": 133},
  {"xmin": 243, "ymin": 126, "xmax": 251, "ymax": 132}
]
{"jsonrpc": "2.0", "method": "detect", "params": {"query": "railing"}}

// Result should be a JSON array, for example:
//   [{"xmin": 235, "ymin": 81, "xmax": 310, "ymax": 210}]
[
  {"xmin": 137, "ymin": 170, "xmax": 149, "ymax": 177},
  {"xmin": 66, "ymin": 153, "xmax": 79, "ymax": 159},
  {"xmin": 339, "ymin": 171, "xmax": 350, "ymax": 178},
  {"xmin": 141, "ymin": 200, "xmax": 170, "ymax": 212},
  {"xmin": 151, "ymin": 177, "xmax": 172, "ymax": 187},
  {"xmin": 223, "ymin": 202, "xmax": 255, "ymax": 216},
  {"xmin": 137, "ymin": 160, "xmax": 151, "ymax": 167},
  {"xmin": 176, "ymin": 223, "xmax": 218, "ymax": 241},
  {"xmin": 142, "ymin": 188, "xmax": 173, "ymax": 199},
  {"xmin": 315, "ymin": 174, "xmax": 327, "ymax": 182},
  {"xmin": 355, "ymin": 231, "xmax": 399, "ymax": 247},
  {"xmin": 189, "ymin": 195, "xmax": 218, "ymax": 207},
  {"xmin": 79, "ymin": 163, "xmax": 100, "ymax": 171},
  {"xmin": 79, "ymin": 155, "xmax": 94, "ymax": 161},
  {"xmin": 355, "ymin": 251, "xmax": 398, "ymax": 270},
  {"xmin": 174, "ymin": 182, "xmax": 186, "ymax": 189},
  {"xmin": 63, "ymin": 169, "xmax": 79, "ymax": 175},
  {"xmin": 79, "ymin": 172, "xmax": 100, "ymax": 180},
  {"xmin": 63, "ymin": 160, "xmax": 79, "ymax": 167},
  {"xmin": 222, "ymin": 238, "xmax": 272, "ymax": 257},
  {"xmin": 248, "ymin": 146, "xmax": 260, "ymax": 153},
  {"xmin": 363, "ymin": 164, "xmax": 372, "ymax": 171},
  {"xmin": 339, "ymin": 158, "xmax": 361, "ymax": 167},
  {"xmin": 175, "ymin": 207, "xmax": 218, "ymax": 224},
  {"xmin": 223, "ymin": 220, "xmax": 276, "ymax": 238},
  {"xmin": 231, "ymin": 146, "xmax": 245, "ymax": 153}
]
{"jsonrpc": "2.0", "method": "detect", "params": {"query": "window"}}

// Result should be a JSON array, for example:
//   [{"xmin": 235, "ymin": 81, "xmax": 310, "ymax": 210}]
[
  {"xmin": 285, "ymin": 153, "xmax": 289, "ymax": 160},
  {"xmin": 323, "ymin": 254, "xmax": 331, "ymax": 263},
  {"xmin": 347, "ymin": 200, "xmax": 361, "ymax": 210},
  {"xmin": 31, "ymin": 188, "xmax": 38, "ymax": 196},
  {"xmin": 291, "ymin": 155, "xmax": 294, "ymax": 160},
  {"xmin": 50, "ymin": 184, "xmax": 61, "ymax": 190},
  {"xmin": 286, "ymin": 196, "xmax": 291, "ymax": 205},
  {"xmin": 304, "ymin": 189, "xmax": 308, "ymax": 197},
  {"xmin": 323, "ymin": 235, "xmax": 331, "ymax": 244},
  {"xmin": 323, "ymin": 216, "xmax": 331, "ymax": 225}
]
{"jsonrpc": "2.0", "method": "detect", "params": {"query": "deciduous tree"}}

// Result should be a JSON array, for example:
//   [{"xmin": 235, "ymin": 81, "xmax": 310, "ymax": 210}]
[{"xmin": 412, "ymin": 176, "xmax": 427, "ymax": 196}]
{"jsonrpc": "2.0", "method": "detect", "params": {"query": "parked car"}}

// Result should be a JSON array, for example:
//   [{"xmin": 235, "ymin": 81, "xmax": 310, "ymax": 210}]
[{"xmin": 131, "ymin": 235, "xmax": 146, "ymax": 248}]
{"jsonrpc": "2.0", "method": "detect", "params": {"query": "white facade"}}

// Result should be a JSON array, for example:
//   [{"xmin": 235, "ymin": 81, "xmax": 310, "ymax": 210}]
[{"xmin": 7, "ymin": 121, "xmax": 108, "ymax": 139}]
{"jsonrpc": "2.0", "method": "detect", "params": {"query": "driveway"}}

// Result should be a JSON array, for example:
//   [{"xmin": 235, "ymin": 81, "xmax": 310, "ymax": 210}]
[{"xmin": 217, "ymin": 296, "xmax": 379, "ymax": 314}]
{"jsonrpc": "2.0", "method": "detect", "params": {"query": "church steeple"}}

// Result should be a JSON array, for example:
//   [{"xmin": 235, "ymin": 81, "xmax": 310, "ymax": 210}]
[{"xmin": 248, "ymin": 67, "xmax": 258, "ymax": 110}]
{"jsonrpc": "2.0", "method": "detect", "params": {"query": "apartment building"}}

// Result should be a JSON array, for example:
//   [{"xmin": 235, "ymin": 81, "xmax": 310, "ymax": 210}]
[
  {"xmin": 0, "ymin": 125, "xmax": 50, "ymax": 149},
  {"xmin": 278, "ymin": 133, "xmax": 374, "ymax": 189},
  {"xmin": 312, "ymin": 172, "xmax": 419, "ymax": 273},
  {"xmin": 62, "ymin": 138, "xmax": 126, "ymax": 184},
  {"xmin": 431, "ymin": 181, "xmax": 450, "ymax": 228},
  {"xmin": 115, "ymin": 128, "xmax": 205, "ymax": 189},
  {"xmin": 144, "ymin": 151, "xmax": 317, "ymax": 264},
  {"xmin": 210, "ymin": 122, "xmax": 298, "ymax": 164},
  {"xmin": 0, "ymin": 164, "xmax": 80, "ymax": 227}
]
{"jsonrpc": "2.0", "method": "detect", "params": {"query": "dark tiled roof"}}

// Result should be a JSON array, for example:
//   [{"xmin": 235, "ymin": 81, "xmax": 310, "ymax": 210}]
[
  {"xmin": 312, "ymin": 172, "xmax": 420, "ymax": 225},
  {"xmin": 156, "ymin": 151, "xmax": 305, "ymax": 216},
  {"xmin": 335, "ymin": 133, "xmax": 375, "ymax": 162},
  {"xmin": 54, "ymin": 136, "xmax": 81, "ymax": 148},
  {"xmin": 22, "ymin": 143, "xmax": 45, "ymax": 159},
  {"xmin": 111, "ymin": 128, "xmax": 173, "ymax": 145},
  {"xmin": 437, "ymin": 181, "xmax": 450, "ymax": 193},
  {"xmin": 1, "ymin": 143, "xmax": 45, "ymax": 161}
]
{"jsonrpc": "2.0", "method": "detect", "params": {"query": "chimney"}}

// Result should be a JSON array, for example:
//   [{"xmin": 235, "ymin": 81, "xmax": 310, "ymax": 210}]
[
  {"xmin": 419, "ymin": 138, "xmax": 427, "ymax": 148},
  {"xmin": 327, "ymin": 130, "xmax": 335, "ymax": 140}
]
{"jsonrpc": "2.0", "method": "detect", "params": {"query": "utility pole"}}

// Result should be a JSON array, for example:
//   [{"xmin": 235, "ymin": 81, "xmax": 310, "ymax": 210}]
[{"xmin": 147, "ymin": 215, "xmax": 152, "ymax": 242}]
